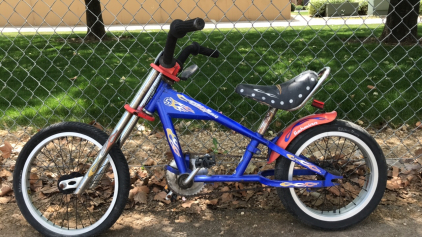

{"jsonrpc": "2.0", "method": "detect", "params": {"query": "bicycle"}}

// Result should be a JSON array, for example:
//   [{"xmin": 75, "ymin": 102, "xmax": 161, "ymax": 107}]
[{"xmin": 13, "ymin": 18, "xmax": 387, "ymax": 236}]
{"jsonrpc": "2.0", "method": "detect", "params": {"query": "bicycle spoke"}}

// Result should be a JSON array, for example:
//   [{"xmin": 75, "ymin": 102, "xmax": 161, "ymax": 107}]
[{"xmin": 292, "ymin": 135, "xmax": 372, "ymax": 213}]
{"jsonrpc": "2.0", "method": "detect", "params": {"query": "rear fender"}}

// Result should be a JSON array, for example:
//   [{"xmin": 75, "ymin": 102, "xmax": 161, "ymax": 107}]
[{"xmin": 267, "ymin": 111, "xmax": 337, "ymax": 164}]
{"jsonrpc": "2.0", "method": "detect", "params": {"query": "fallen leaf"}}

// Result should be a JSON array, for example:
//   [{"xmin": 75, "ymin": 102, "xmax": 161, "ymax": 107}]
[
  {"xmin": 29, "ymin": 173, "xmax": 39, "ymax": 185},
  {"xmin": 133, "ymin": 189, "xmax": 147, "ymax": 204},
  {"xmin": 383, "ymin": 192, "xmax": 397, "ymax": 201},
  {"xmin": 143, "ymin": 158, "xmax": 156, "ymax": 166},
  {"xmin": 154, "ymin": 191, "xmax": 171, "ymax": 204},
  {"xmin": 129, "ymin": 169, "xmax": 138, "ymax": 184},
  {"xmin": 328, "ymin": 187, "xmax": 345, "ymax": 196},
  {"xmin": 0, "ymin": 141, "xmax": 12, "ymax": 159},
  {"xmin": 0, "ymin": 185, "xmax": 12, "ymax": 196},
  {"xmin": 415, "ymin": 148, "xmax": 422, "ymax": 164},
  {"xmin": 220, "ymin": 186, "xmax": 232, "ymax": 203},
  {"xmin": 69, "ymin": 76, "xmax": 77, "ymax": 81},
  {"xmin": 0, "ymin": 169, "xmax": 12, "ymax": 179},
  {"xmin": 89, "ymin": 121, "xmax": 103, "ymax": 130},
  {"xmin": 41, "ymin": 186, "xmax": 59, "ymax": 194},
  {"xmin": 138, "ymin": 185, "xmax": 150, "ymax": 193},
  {"xmin": 367, "ymin": 85, "xmax": 376, "ymax": 90},
  {"xmin": 235, "ymin": 183, "xmax": 247, "ymax": 196},
  {"xmin": 30, "ymin": 179, "xmax": 43, "ymax": 191},
  {"xmin": 416, "ymin": 121, "xmax": 421, "ymax": 128},
  {"xmin": 245, "ymin": 163, "xmax": 256, "ymax": 174},
  {"xmin": 154, "ymin": 132, "xmax": 165, "ymax": 139},
  {"xmin": 138, "ymin": 170, "xmax": 149, "ymax": 178},
  {"xmin": 128, "ymin": 188, "xmax": 138, "ymax": 200},
  {"xmin": 152, "ymin": 187, "xmax": 161, "ymax": 193},
  {"xmin": 206, "ymin": 199, "xmax": 218, "ymax": 205},
  {"xmin": 0, "ymin": 196, "xmax": 12, "ymax": 204},
  {"xmin": 392, "ymin": 166, "xmax": 399, "ymax": 177},
  {"xmin": 245, "ymin": 191, "xmax": 255, "ymax": 201},
  {"xmin": 182, "ymin": 200, "xmax": 194, "ymax": 208},
  {"xmin": 92, "ymin": 197, "xmax": 105, "ymax": 206},
  {"xmin": 386, "ymin": 177, "xmax": 402, "ymax": 190}
]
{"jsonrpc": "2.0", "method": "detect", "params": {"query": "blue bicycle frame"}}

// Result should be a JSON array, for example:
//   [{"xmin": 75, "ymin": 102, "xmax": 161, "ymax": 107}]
[
  {"xmin": 143, "ymin": 80, "xmax": 342, "ymax": 188},
  {"xmin": 73, "ymin": 52, "xmax": 341, "ymax": 195}
]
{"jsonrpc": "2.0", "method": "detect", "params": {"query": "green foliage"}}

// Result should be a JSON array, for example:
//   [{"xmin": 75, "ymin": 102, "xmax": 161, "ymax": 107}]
[
  {"xmin": 296, "ymin": 5, "xmax": 304, "ymax": 10},
  {"xmin": 308, "ymin": 0, "xmax": 328, "ymax": 16},
  {"xmin": 1, "ymin": 25, "xmax": 422, "ymax": 129},
  {"xmin": 420, "ymin": 2, "xmax": 422, "ymax": 15},
  {"xmin": 308, "ymin": 0, "xmax": 362, "ymax": 17},
  {"xmin": 291, "ymin": 3, "xmax": 296, "ymax": 11},
  {"xmin": 358, "ymin": 0, "xmax": 368, "ymax": 15}
]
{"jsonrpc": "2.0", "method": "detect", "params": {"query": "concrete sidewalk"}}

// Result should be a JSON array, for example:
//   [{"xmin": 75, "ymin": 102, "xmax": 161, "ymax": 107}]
[{"xmin": 0, "ymin": 16, "xmax": 394, "ymax": 34}]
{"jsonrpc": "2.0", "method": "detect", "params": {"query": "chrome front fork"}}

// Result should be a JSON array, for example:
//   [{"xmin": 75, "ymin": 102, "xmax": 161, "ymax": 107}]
[{"xmin": 73, "ymin": 65, "xmax": 162, "ymax": 194}]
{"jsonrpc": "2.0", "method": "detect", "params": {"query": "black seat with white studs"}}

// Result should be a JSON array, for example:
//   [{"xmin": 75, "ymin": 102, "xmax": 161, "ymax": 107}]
[{"xmin": 235, "ymin": 71, "xmax": 319, "ymax": 111}]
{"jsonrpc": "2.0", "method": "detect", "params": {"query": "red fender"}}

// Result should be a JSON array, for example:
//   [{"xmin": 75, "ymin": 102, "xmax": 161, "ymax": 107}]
[{"xmin": 267, "ymin": 111, "xmax": 337, "ymax": 164}]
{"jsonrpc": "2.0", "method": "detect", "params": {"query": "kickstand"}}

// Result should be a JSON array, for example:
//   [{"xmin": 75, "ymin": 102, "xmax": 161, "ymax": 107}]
[{"xmin": 165, "ymin": 190, "xmax": 178, "ymax": 202}]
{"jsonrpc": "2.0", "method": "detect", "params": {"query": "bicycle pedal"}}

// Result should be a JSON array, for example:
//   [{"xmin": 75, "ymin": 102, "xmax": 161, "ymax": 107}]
[{"xmin": 194, "ymin": 153, "xmax": 216, "ymax": 168}]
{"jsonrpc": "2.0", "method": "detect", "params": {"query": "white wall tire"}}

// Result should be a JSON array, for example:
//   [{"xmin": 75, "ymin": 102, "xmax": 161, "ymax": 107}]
[
  {"xmin": 274, "ymin": 120, "xmax": 387, "ymax": 230},
  {"xmin": 13, "ymin": 122, "xmax": 130, "ymax": 236}
]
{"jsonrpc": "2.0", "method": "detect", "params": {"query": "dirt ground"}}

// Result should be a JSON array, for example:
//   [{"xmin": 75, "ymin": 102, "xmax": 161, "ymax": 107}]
[
  {"xmin": 0, "ymin": 124, "xmax": 422, "ymax": 236},
  {"xmin": 1, "ymin": 187, "xmax": 422, "ymax": 237}
]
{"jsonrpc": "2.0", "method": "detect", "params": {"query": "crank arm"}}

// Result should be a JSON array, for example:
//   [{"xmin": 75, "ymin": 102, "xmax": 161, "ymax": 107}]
[{"xmin": 59, "ymin": 176, "xmax": 83, "ymax": 190}]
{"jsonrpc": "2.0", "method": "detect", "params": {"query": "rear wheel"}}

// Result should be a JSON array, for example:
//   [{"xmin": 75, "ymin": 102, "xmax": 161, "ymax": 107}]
[
  {"xmin": 275, "ymin": 120, "xmax": 387, "ymax": 230},
  {"xmin": 13, "ymin": 122, "xmax": 130, "ymax": 236}
]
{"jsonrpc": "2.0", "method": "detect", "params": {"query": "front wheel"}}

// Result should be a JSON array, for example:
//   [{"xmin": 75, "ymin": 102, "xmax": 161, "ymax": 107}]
[
  {"xmin": 13, "ymin": 122, "xmax": 130, "ymax": 236},
  {"xmin": 275, "ymin": 120, "xmax": 387, "ymax": 230}
]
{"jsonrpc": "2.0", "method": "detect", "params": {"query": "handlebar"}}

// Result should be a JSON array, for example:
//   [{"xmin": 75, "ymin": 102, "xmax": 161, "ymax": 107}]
[
  {"xmin": 177, "ymin": 42, "xmax": 219, "ymax": 67},
  {"xmin": 160, "ymin": 18, "xmax": 205, "ymax": 68}
]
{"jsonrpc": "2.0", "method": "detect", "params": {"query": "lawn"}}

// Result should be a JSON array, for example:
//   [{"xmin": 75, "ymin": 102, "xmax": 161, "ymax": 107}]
[
  {"xmin": 291, "ymin": 10, "xmax": 310, "ymax": 17},
  {"xmin": 0, "ymin": 25, "xmax": 421, "ymax": 131}
]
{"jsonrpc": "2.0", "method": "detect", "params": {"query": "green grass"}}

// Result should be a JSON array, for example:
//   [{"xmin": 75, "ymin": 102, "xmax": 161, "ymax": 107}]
[
  {"xmin": 291, "ymin": 10, "xmax": 310, "ymax": 17},
  {"xmin": 0, "ymin": 25, "xmax": 421, "ymax": 130}
]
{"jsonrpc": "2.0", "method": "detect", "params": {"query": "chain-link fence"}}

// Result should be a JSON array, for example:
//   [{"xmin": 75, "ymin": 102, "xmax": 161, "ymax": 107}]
[{"xmin": 0, "ymin": 0, "xmax": 421, "ymax": 176}]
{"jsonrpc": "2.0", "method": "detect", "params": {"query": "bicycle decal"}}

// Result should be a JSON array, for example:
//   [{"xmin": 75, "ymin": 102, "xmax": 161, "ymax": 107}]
[
  {"xmin": 253, "ymin": 88, "xmax": 277, "ymax": 98},
  {"xmin": 280, "ymin": 182, "xmax": 319, "ymax": 187},
  {"xmin": 268, "ymin": 112, "xmax": 338, "ymax": 164},
  {"xmin": 164, "ymin": 97, "xmax": 195, "ymax": 113},
  {"xmin": 166, "ymin": 128, "xmax": 181, "ymax": 157},
  {"xmin": 287, "ymin": 154, "xmax": 321, "ymax": 173},
  {"xmin": 284, "ymin": 117, "xmax": 328, "ymax": 142},
  {"xmin": 177, "ymin": 94, "xmax": 219, "ymax": 118}
]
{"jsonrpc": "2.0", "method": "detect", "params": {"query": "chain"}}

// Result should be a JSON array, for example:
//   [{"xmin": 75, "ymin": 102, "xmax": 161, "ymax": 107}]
[{"xmin": 165, "ymin": 153, "xmax": 273, "ymax": 199}]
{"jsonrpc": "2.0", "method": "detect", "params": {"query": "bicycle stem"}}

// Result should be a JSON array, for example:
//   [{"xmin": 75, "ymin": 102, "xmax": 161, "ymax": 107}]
[{"xmin": 73, "ymin": 62, "xmax": 161, "ymax": 195}]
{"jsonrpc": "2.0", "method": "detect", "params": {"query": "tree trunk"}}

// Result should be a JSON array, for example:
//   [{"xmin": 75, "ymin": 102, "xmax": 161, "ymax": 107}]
[
  {"xmin": 380, "ymin": 0, "xmax": 420, "ymax": 44},
  {"xmin": 85, "ymin": 0, "xmax": 106, "ymax": 40}
]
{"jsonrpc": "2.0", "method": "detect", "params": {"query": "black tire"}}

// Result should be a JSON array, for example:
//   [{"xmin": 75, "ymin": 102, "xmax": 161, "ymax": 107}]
[
  {"xmin": 275, "ymin": 120, "xmax": 387, "ymax": 230},
  {"xmin": 13, "ymin": 122, "xmax": 130, "ymax": 236}
]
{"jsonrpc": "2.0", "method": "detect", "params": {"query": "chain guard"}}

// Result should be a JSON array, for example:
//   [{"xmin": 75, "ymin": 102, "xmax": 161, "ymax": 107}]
[{"xmin": 166, "ymin": 160, "xmax": 207, "ymax": 196}]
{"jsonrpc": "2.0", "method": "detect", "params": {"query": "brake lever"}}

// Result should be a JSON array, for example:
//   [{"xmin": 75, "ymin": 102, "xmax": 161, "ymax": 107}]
[{"xmin": 179, "ymin": 64, "xmax": 198, "ymax": 80}]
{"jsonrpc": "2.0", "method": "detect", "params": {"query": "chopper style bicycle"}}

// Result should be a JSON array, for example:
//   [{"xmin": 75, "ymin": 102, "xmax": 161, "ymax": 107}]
[{"xmin": 13, "ymin": 18, "xmax": 387, "ymax": 236}]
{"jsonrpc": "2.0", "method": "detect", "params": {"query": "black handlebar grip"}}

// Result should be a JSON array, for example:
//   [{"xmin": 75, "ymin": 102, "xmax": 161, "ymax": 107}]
[
  {"xmin": 198, "ymin": 45, "xmax": 220, "ymax": 58},
  {"xmin": 170, "ymin": 18, "xmax": 205, "ymax": 38},
  {"xmin": 161, "ymin": 18, "xmax": 205, "ymax": 68}
]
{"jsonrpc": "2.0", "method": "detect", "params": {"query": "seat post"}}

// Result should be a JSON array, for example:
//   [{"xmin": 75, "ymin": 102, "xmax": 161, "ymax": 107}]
[{"xmin": 257, "ymin": 108, "xmax": 278, "ymax": 135}]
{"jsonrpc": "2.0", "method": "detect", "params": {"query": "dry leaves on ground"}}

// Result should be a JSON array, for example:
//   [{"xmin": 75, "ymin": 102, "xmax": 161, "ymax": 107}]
[{"xmin": 0, "ymin": 141, "xmax": 12, "ymax": 160}]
